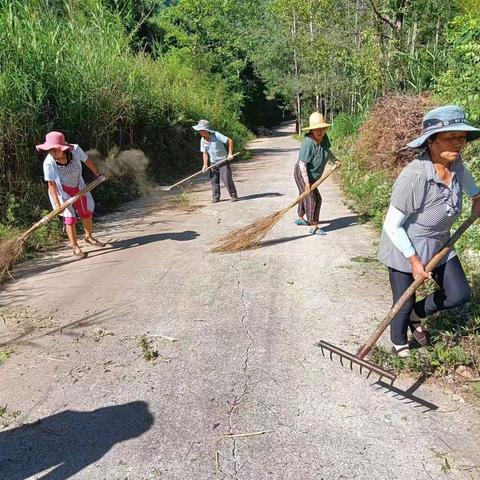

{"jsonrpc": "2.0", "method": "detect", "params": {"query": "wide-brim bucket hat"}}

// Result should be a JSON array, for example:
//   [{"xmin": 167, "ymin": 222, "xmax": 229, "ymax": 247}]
[
  {"xmin": 407, "ymin": 105, "xmax": 480, "ymax": 149},
  {"xmin": 36, "ymin": 131, "xmax": 74, "ymax": 152},
  {"xmin": 301, "ymin": 112, "xmax": 331, "ymax": 132},
  {"xmin": 192, "ymin": 119, "xmax": 214, "ymax": 133}
]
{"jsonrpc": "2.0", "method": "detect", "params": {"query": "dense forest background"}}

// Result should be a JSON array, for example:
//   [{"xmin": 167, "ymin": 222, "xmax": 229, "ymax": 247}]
[{"xmin": 0, "ymin": 0, "xmax": 479, "ymax": 237}]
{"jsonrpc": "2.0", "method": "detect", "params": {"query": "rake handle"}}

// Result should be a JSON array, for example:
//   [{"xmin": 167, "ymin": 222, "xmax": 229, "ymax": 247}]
[
  {"xmin": 285, "ymin": 162, "xmax": 341, "ymax": 211},
  {"xmin": 167, "ymin": 152, "xmax": 240, "ymax": 190},
  {"xmin": 356, "ymin": 214, "xmax": 479, "ymax": 359},
  {"xmin": 19, "ymin": 175, "xmax": 108, "ymax": 241}
]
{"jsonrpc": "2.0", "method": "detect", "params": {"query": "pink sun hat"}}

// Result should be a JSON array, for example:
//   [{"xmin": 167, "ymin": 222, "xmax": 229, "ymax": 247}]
[{"xmin": 36, "ymin": 131, "xmax": 74, "ymax": 152}]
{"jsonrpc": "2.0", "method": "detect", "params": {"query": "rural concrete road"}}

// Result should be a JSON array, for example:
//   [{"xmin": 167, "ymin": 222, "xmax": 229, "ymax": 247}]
[{"xmin": 1, "ymin": 123, "xmax": 479, "ymax": 480}]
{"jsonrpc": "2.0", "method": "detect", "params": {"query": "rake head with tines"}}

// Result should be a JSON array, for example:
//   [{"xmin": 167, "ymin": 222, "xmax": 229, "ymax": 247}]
[
  {"xmin": 316, "ymin": 340, "xmax": 396, "ymax": 383},
  {"xmin": 316, "ymin": 214, "xmax": 478, "ymax": 387}
]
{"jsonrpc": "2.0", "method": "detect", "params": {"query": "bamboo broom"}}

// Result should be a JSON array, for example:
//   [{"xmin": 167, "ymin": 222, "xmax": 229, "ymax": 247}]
[
  {"xmin": 0, "ymin": 175, "xmax": 107, "ymax": 283},
  {"xmin": 210, "ymin": 163, "xmax": 341, "ymax": 253},
  {"xmin": 160, "ymin": 153, "xmax": 240, "ymax": 191}
]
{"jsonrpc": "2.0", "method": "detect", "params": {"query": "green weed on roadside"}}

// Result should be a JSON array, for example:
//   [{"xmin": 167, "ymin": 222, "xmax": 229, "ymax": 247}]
[{"xmin": 138, "ymin": 336, "xmax": 158, "ymax": 361}]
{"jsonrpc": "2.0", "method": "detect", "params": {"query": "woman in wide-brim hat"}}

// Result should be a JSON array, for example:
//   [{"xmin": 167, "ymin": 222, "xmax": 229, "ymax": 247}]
[
  {"xmin": 378, "ymin": 105, "xmax": 480, "ymax": 357},
  {"xmin": 293, "ymin": 112, "xmax": 340, "ymax": 235},
  {"xmin": 192, "ymin": 119, "xmax": 238, "ymax": 203},
  {"xmin": 37, "ymin": 131, "xmax": 106, "ymax": 258}
]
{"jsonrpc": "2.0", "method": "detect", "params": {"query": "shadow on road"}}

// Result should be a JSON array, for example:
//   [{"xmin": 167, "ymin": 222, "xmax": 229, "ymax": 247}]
[
  {"xmin": 248, "ymin": 147, "xmax": 298, "ymax": 157},
  {"xmin": 238, "ymin": 192, "xmax": 284, "ymax": 201},
  {"xmin": 320, "ymin": 215, "xmax": 360, "ymax": 233},
  {"xmin": 260, "ymin": 233, "xmax": 311, "ymax": 248},
  {"xmin": 374, "ymin": 375, "xmax": 439, "ymax": 412},
  {"xmin": 107, "ymin": 230, "xmax": 199, "ymax": 249},
  {"xmin": 258, "ymin": 215, "xmax": 360, "ymax": 248},
  {"xmin": 0, "ymin": 401, "xmax": 154, "ymax": 480}
]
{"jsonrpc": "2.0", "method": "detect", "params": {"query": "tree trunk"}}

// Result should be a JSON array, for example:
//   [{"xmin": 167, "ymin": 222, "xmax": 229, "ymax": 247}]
[
  {"xmin": 410, "ymin": 21, "xmax": 417, "ymax": 57},
  {"xmin": 292, "ymin": 12, "xmax": 301, "ymax": 133},
  {"xmin": 296, "ymin": 94, "xmax": 301, "ymax": 134}
]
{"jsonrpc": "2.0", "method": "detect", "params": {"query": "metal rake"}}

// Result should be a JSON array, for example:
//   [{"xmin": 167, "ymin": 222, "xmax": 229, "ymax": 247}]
[{"xmin": 317, "ymin": 214, "xmax": 479, "ymax": 385}]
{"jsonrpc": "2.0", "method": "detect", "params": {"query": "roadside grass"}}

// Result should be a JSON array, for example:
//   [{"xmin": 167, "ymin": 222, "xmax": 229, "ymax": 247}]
[
  {"xmin": 138, "ymin": 335, "xmax": 159, "ymax": 361},
  {"xmin": 0, "ymin": 404, "xmax": 21, "ymax": 429},
  {"xmin": 0, "ymin": 351, "xmax": 13, "ymax": 364}
]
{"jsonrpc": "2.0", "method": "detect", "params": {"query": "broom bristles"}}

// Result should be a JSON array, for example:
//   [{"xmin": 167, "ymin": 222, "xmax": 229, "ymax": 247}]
[
  {"xmin": 0, "ymin": 237, "xmax": 26, "ymax": 284},
  {"xmin": 210, "ymin": 207, "xmax": 288, "ymax": 253}
]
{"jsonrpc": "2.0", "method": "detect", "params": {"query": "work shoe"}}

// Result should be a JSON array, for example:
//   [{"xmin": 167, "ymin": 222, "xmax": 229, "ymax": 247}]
[
  {"xmin": 294, "ymin": 218, "xmax": 309, "ymax": 226},
  {"xmin": 230, "ymin": 197, "xmax": 238, "ymax": 202},
  {"xmin": 410, "ymin": 311, "xmax": 428, "ymax": 346},
  {"xmin": 212, "ymin": 199, "xmax": 220, "ymax": 203},
  {"xmin": 392, "ymin": 343, "xmax": 410, "ymax": 358},
  {"xmin": 308, "ymin": 227, "xmax": 326, "ymax": 236}
]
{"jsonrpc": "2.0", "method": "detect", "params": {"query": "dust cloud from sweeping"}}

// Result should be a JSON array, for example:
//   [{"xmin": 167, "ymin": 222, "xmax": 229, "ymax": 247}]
[{"xmin": 87, "ymin": 147, "xmax": 152, "ymax": 194}]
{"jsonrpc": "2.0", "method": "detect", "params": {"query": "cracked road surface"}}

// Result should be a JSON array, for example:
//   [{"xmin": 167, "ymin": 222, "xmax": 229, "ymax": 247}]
[{"xmin": 1, "ymin": 123, "xmax": 480, "ymax": 479}]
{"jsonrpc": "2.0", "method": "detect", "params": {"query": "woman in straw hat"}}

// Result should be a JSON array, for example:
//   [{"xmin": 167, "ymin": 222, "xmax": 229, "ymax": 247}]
[
  {"xmin": 378, "ymin": 105, "xmax": 480, "ymax": 357},
  {"xmin": 37, "ymin": 131, "xmax": 106, "ymax": 258},
  {"xmin": 294, "ymin": 112, "xmax": 340, "ymax": 235}
]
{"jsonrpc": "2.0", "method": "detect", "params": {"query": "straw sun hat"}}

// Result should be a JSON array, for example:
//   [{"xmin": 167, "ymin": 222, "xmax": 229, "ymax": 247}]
[{"xmin": 302, "ymin": 112, "xmax": 331, "ymax": 132}]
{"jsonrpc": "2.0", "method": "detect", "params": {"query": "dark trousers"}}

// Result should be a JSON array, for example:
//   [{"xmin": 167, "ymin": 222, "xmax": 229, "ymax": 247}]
[
  {"xmin": 388, "ymin": 256, "xmax": 471, "ymax": 344},
  {"xmin": 209, "ymin": 163, "xmax": 237, "ymax": 201},
  {"xmin": 293, "ymin": 164, "xmax": 321, "ymax": 223}
]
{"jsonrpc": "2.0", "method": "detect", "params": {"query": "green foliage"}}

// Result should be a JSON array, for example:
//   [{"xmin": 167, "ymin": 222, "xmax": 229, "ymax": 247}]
[
  {"xmin": 435, "ymin": 13, "xmax": 480, "ymax": 122},
  {"xmin": 0, "ymin": 351, "xmax": 12, "ymax": 363},
  {"xmin": 138, "ymin": 335, "xmax": 158, "ymax": 361},
  {"xmin": 154, "ymin": 0, "xmax": 284, "ymax": 128},
  {"xmin": 337, "ymin": 136, "xmax": 394, "ymax": 228},
  {"xmin": 242, "ymin": 0, "xmax": 459, "ymax": 125},
  {"xmin": 371, "ymin": 342, "xmax": 471, "ymax": 377},
  {"xmin": 474, "ymin": 382, "xmax": 480, "ymax": 396},
  {"xmin": 329, "ymin": 113, "xmax": 365, "ymax": 144}
]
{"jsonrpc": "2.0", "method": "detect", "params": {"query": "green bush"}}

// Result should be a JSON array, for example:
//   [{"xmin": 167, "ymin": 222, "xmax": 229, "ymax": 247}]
[
  {"xmin": 337, "ymin": 136, "xmax": 394, "ymax": 228},
  {"xmin": 435, "ymin": 13, "xmax": 480, "ymax": 122},
  {"xmin": 330, "ymin": 113, "xmax": 365, "ymax": 144}
]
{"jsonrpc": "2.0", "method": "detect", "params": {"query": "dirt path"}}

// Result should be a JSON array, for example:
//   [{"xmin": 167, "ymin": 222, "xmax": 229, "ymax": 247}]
[{"xmin": 1, "ymin": 123, "xmax": 479, "ymax": 479}]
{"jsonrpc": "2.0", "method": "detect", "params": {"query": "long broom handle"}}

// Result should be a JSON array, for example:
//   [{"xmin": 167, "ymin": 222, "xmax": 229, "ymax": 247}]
[
  {"xmin": 19, "ymin": 175, "xmax": 108, "ymax": 241},
  {"xmin": 356, "ymin": 213, "xmax": 479, "ymax": 359},
  {"xmin": 285, "ymin": 162, "xmax": 341, "ymax": 211},
  {"xmin": 167, "ymin": 152, "xmax": 240, "ymax": 190}
]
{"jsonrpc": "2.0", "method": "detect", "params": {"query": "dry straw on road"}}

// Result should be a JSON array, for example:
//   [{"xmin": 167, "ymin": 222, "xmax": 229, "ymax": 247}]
[{"xmin": 210, "ymin": 163, "xmax": 341, "ymax": 253}]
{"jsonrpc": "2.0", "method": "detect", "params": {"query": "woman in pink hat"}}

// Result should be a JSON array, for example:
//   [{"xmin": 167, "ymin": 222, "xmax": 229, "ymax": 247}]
[{"xmin": 36, "ymin": 131, "xmax": 105, "ymax": 258}]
